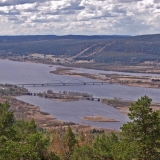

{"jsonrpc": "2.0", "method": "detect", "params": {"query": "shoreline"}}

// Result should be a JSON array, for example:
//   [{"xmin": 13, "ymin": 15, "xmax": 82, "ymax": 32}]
[
  {"xmin": 50, "ymin": 67, "xmax": 160, "ymax": 89},
  {"xmin": 1, "ymin": 56, "xmax": 160, "ymax": 74},
  {"xmin": 1, "ymin": 58, "xmax": 160, "ymax": 131},
  {"xmin": 5, "ymin": 57, "xmax": 160, "ymax": 90},
  {"xmin": 15, "ymin": 95, "xmax": 120, "ymax": 132},
  {"xmin": 0, "ymin": 83, "xmax": 119, "ymax": 131},
  {"xmin": 102, "ymin": 98, "xmax": 160, "ymax": 114},
  {"xmin": 3, "ymin": 96, "xmax": 67, "ymax": 129}
]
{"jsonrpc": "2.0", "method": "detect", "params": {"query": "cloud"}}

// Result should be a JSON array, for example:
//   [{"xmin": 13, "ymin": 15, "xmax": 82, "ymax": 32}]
[
  {"xmin": 154, "ymin": 0, "xmax": 160, "ymax": 3},
  {"xmin": 0, "ymin": 10, "xmax": 20, "ymax": 15},
  {"xmin": 0, "ymin": 0, "xmax": 46, "ymax": 6},
  {"xmin": 117, "ymin": 0, "xmax": 143, "ymax": 3},
  {"xmin": 0, "ymin": 0, "xmax": 159, "ymax": 35}
]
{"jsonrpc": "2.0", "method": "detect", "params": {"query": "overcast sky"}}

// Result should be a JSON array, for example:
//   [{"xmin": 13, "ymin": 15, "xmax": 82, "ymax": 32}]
[{"xmin": 0, "ymin": 0, "xmax": 159, "ymax": 35}]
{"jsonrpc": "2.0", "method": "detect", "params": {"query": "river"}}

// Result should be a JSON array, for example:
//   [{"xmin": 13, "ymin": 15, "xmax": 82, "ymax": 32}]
[{"xmin": 0, "ymin": 59, "xmax": 160, "ymax": 129}]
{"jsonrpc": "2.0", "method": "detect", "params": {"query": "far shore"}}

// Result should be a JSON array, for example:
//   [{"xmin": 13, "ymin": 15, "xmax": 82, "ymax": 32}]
[
  {"xmin": 2, "ymin": 56, "xmax": 160, "ymax": 90},
  {"xmin": 50, "ymin": 67, "xmax": 160, "ymax": 89},
  {"xmin": 1, "ymin": 55, "xmax": 160, "ymax": 74}
]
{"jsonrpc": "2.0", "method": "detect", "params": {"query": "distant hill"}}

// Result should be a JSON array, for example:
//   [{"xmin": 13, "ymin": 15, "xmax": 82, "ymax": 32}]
[
  {"xmin": 0, "ymin": 35, "xmax": 130, "ymax": 42},
  {"xmin": 0, "ymin": 34, "xmax": 160, "ymax": 64}
]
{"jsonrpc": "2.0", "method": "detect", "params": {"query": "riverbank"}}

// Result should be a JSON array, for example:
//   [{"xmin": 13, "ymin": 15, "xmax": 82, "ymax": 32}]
[
  {"xmin": 2, "ymin": 56, "xmax": 160, "ymax": 89},
  {"xmin": 102, "ymin": 98, "xmax": 160, "ymax": 114},
  {"xmin": 0, "ymin": 95, "xmax": 116, "ymax": 133},
  {"xmin": 0, "ymin": 96, "xmax": 68, "ymax": 129},
  {"xmin": 51, "ymin": 67, "xmax": 160, "ymax": 89},
  {"xmin": 0, "ymin": 83, "xmax": 124, "ymax": 131},
  {"xmin": 0, "ymin": 84, "xmax": 76, "ymax": 129},
  {"xmin": 0, "ymin": 89, "xmax": 118, "ymax": 132},
  {"xmin": 0, "ymin": 85, "xmax": 65, "ymax": 129},
  {"xmin": 0, "ymin": 58, "xmax": 159, "ymax": 131},
  {"xmin": 1, "ymin": 55, "xmax": 160, "ymax": 74},
  {"xmin": 50, "ymin": 67, "xmax": 106, "ymax": 81}
]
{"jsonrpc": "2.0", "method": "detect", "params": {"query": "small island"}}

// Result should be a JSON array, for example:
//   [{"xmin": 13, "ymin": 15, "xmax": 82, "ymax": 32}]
[{"xmin": 83, "ymin": 116, "xmax": 119, "ymax": 122}]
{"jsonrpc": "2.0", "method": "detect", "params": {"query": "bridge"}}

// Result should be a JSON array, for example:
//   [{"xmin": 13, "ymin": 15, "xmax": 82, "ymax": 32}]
[
  {"xmin": 16, "ymin": 80, "xmax": 108, "ymax": 87},
  {"xmin": 18, "ymin": 79, "xmax": 106, "ymax": 102}
]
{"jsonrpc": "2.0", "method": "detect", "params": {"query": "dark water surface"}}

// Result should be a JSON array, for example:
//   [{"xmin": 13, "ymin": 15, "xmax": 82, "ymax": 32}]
[
  {"xmin": 1, "ymin": 59, "xmax": 160, "ymax": 129},
  {"xmin": 17, "ymin": 96, "xmax": 129, "ymax": 130}
]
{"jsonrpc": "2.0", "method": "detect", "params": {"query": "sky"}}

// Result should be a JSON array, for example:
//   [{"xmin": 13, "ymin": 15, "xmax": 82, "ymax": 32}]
[{"xmin": 0, "ymin": 0, "xmax": 159, "ymax": 35}]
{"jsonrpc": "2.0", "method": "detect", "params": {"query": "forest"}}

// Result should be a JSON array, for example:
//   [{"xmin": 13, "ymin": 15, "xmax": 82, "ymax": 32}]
[
  {"xmin": 1, "ymin": 95, "xmax": 160, "ymax": 160},
  {"xmin": 0, "ymin": 34, "xmax": 160, "ymax": 64}
]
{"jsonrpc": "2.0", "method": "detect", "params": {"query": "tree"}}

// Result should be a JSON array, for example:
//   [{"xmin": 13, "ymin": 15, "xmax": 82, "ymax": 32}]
[
  {"xmin": 72, "ymin": 133, "xmax": 119, "ymax": 160},
  {"xmin": 92, "ymin": 133, "xmax": 118, "ymax": 160},
  {"xmin": 62, "ymin": 126, "xmax": 77, "ymax": 160},
  {"xmin": 50, "ymin": 126, "xmax": 77, "ymax": 160},
  {"xmin": 120, "ymin": 95, "xmax": 160, "ymax": 160},
  {"xmin": 71, "ymin": 145, "xmax": 94, "ymax": 160},
  {"xmin": 112, "ymin": 139, "xmax": 141, "ymax": 160},
  {"xmin": 0, "ymin": 101, "xmax": 14, "ymax": 137},
  {"xmin": 0, "ymin": 101, "xmax": 59, "ymax": 160}
]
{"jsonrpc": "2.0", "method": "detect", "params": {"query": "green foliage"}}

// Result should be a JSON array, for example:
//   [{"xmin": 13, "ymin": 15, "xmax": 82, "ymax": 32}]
[
  {"xmin": 62, "ymin": 126, "xmax": 77, "ymax": 160},
  {"xmin": 71, "ymin": 145, "xmax": 94, "ymax": 160},
  {"xmin": 72, "ymin": 96, "xmax": 160, "ymax": 160},
  {"xmin": 0, "ymin": 101, "xmax": 59, "ymax": 160},
  {"xmin": 0, "ymin": 101, "xmax": 14, "ymax": 137},
  {"xmin": 72, "ymin": 133, "xmax": 119, "ymax": 160},
  {"xmin": 93, "ymin": 133, "xmax": 119, "ymax": 159},
  {"xmin": 120, "ymin": 95, "xmax": 160, "ymax": 160},
  {"xmin": 112, "ymin": 139, "xmax": 141, "ymax": 160},
  {"xmin": 1, "ymin": 96, "xmax": 160, "ymax": 160}
]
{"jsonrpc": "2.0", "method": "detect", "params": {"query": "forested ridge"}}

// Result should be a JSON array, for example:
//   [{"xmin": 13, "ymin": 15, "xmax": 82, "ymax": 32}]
[
  {"xmin": 1, "ymin": 96, "xmax": 160, "ymax": 160},
  {"xmin": 0, "ymin": 34, "xmax": 160, "ymax": 64}
]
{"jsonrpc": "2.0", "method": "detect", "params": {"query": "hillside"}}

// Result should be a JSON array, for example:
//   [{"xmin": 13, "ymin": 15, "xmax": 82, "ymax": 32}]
[{"xmin": 0, "ymin": 34, "xmax": 160, "ymax": 64}]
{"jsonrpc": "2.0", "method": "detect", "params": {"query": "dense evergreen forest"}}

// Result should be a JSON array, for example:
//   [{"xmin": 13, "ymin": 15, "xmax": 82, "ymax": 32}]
[
  {"xmin": 0, "ymin": 34, "xmax": 160, "ymax": 64},
  {"xmin": 1, "ymin": 96, "xmax": 160, "ymax": 160}
]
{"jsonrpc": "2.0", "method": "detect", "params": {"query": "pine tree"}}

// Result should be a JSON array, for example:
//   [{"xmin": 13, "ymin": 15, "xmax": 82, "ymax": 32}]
[
  {"xmin": 0, "ymin": 101, "xmax": 59, "ymax": 160},
  {"xmin": 121, "ymin": 95, "xmax": 160, "ymax": 160}
]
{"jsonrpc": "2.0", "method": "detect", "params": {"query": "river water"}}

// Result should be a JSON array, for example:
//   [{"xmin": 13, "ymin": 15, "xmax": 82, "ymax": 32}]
[{"xmin": 1, "ymin": 59, "xmax": 160, "ymax": 129}]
